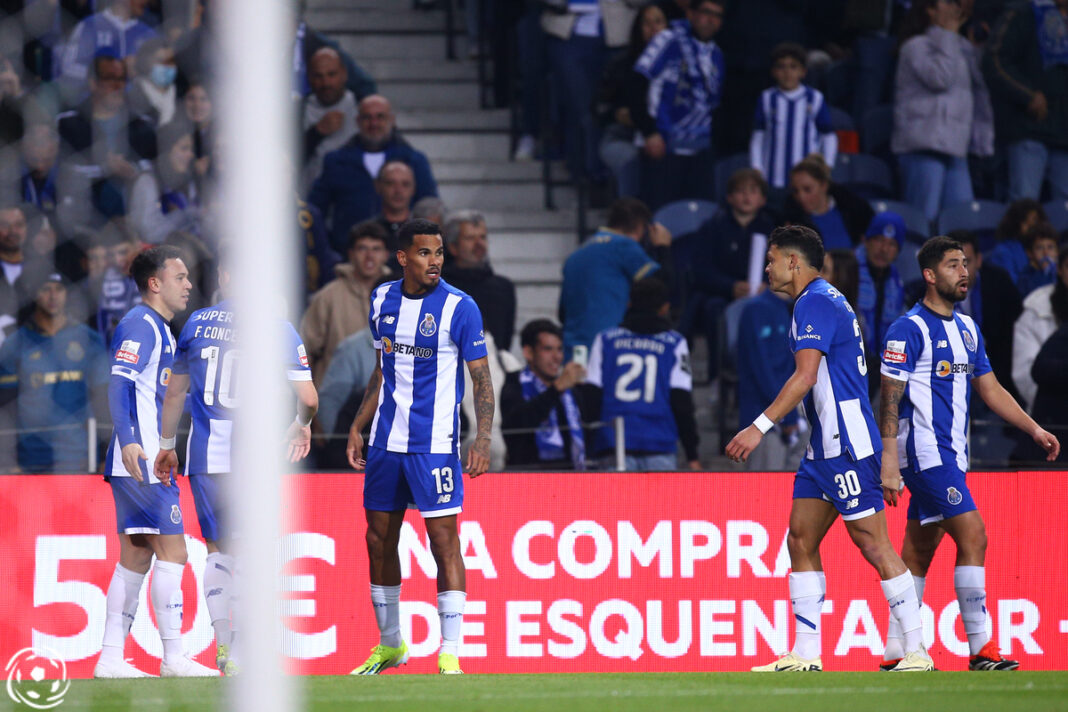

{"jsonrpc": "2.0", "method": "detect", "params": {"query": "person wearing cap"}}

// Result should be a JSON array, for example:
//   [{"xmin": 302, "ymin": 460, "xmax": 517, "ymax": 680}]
[
  {"xmin": 0, "ymin": 272, "xmax": 108, "ymax": 473},
  {"xmin": 857, "ymin": 211, "xmax": 906, "ymax": 389}
]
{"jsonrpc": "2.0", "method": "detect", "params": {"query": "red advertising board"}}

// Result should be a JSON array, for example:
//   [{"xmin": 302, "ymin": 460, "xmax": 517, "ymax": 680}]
[{"xmin": 1, "ymin": 472, "xmax": 1066, "ymax": 677}]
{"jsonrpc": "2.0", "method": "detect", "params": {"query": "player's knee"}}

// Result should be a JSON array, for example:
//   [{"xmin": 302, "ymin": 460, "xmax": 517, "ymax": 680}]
[
  {"xmin": 786, "ymin": 529, "xmax": 816, "ymax": 560},
  {"xmin": 365, "ymin": 527, "xmax": 388, "ymax": 559},
  {"xmin": 427, "ymin": 528, "xmax": 460, "ymax": 561}
]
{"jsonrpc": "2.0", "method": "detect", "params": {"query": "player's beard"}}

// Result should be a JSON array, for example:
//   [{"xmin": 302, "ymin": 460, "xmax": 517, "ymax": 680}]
[{"xmin": 935, "ymin": 278, "xmax": 967, "ymax": 304}]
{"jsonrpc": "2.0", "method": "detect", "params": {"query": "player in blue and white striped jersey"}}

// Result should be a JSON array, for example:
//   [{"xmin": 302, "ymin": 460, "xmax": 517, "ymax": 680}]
[
  {"xmin": 96, "ymin": 246, "xmax": 215, "ymax": 679},
  {"xmin": 727, "ymin": 225, "xmax": 931, "ymax": 672},
  {"xmin": 879, "ymin": 235, "xmax": 1060, "ymax": 672},
  {"xmin": 153, "ymin": 255, "xmax": 318, "ymax": 675},
  {"xmin": 346, "ymin": 219, "xmax": 495, "ymax": 676}
]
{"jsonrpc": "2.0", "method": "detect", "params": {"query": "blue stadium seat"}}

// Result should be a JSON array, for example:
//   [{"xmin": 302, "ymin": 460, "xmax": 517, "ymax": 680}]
[
  {"xmin": 869, "ymin": 199, "xmax": 930, "ymax": 244},
  {"xmin": 1043, "ymin": 199, "xmax": 1068, "ymax": 235},
  {"xmin": 831, "ymin": 153, "xmax": 894, "ymax": 199},
  {"xmin": 828, "ymin": 106, "xmax": 855, "ymax": 132},
  {"xmin": 860, "ymin": 104, "xmax": 893, "ymax": 158},
  {"xmin": 894, "ymin": 242, "xmax": 922, "ymax": 285},
  {"xmin": 936, "ymin": 200, "xmax": 1007, "ymax": 253},
  {"xmin": 654, "ymin": 199, "xmax": 719, "ymax": 239},
  {"xmin": 713, "ymin": 153, "xmax": 751, "ymax": 201}
]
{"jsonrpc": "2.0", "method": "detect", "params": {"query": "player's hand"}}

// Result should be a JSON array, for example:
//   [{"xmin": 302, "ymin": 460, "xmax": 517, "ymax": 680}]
[
  {"xmin": 346, "ymin": 425, "xmax": 366, "ymax": 470},
  {"xmin": 554, "ymin": 361, "xmax": 586, "ymax": 391},
  {"xmin": 285, "ymin": 420, "xmax": 312, "ymax": 463},
  {"xmin": 1032, "ymin": 426, "xmax": 1060, "ymax": 461},
  {"xmin": 121, "ymin": 443, "xmax": 148, "ymax": 482},
  {"xmin": 154, "ymin": 448, "xmax": 178, "ymax": 487},
  {"xmin": 466, "ymin": 435, "xmax": 491, "ymax": 478},
  {"xmin": 725, "ymin": 424, "xmax": 762, "ymax": 463},
  {"xmin": 880, "ymin": 459, "xmax": 904, "ymax": 506}
]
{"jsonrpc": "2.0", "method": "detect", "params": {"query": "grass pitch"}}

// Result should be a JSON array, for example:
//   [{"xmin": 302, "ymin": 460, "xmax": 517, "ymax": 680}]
[{"xmin": 15, "ymin": 672, "xmax": 1068, "ymax": 712}]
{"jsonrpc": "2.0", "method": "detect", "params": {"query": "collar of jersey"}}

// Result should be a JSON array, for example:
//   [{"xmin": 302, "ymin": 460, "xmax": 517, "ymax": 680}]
[
  {"xmin": 401, "ymin": 279, "xmax": 441, "ymax": 300},
  {"xmin": 919, "ymin": 300, "xmax": 954, "ymax": 321}
]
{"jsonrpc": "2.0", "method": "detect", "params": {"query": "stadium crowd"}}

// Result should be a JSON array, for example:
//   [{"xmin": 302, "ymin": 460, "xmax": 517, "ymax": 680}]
[{"xmin": 0, "ymin": 0, "xmax": 1066, "ymax": 474}]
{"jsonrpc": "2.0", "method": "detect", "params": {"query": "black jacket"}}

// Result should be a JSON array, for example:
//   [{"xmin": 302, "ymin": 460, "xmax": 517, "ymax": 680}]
[
  {"xmin": 500, "ymin": 371, "xmax": 592, "ymax": 470},
  {"xmin": 442, "ymin": 264, "xmax": 517, "ymax": 351}
]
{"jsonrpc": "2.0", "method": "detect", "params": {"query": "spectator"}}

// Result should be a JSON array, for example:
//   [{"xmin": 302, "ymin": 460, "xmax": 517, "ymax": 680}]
[
  {"xmin": 18, "ymin": 124, "xmax": 60, "ymax": 217},
  {"xmin": 559, "ymin": 197, "xmax": 667, "ymax": 359},
  {"xmin": 821, "ymin": 247, "xmax": 861, "ymax": 313},
  {"xmin": 300, "ymin": 220, "xmax": 390, "ymax": 386},
  {"xmin": 0, "ymin": 273, "xmax": 107, "ymax": 473},
  {"xmin": 0, "ymin": 204, "xmax": 38, "ymax": 338},
  {"xmin": 56, "ymin": 52, "xmax": 156, "ymax": 234},
  {"xmin": 292, "ymin": 15, "xmax": 377, "ymax": 101},
  {"xmin": 180, "ymin": 80, "xmax": 214, "ymax": 179},
  {"xmin": 856, "ymin": 212, "xmax": 906, "ymax": 377},
  {"xmin": 892, "ymin": 0, "xmax": 994, "ymax": 222},
  {"xmin": 298, "ymin": 196, "xmax": 340, "ymax": 295},
  {"xmin": 631, "ymin": 0, "xmax": 725, "ymax": 209},
  {"xmin": 308, "ymin": 94, "xmax": 438, "ymax": 254},
  {"xmin": 782, "ymin": 154, "xmax": 874, "ymax": 250},
  {"xmin": 1026, "ymin": 321, "xmax": 1068, "ymax": 462},
  {"xmin": 501, "ymin": 319, "xmax": 592, "ymax": 470},
  {"xmin": 95, "ymin": 223, "xmax": 141, "ymax": 343},
  {"xmin": 985, "ymin": 198, "xmax": 1047, "ymax": 288},
  {"xmin": 127, "ymin": 37, "xmax": 178, "ymax": 127},
  {"xmin": 1013, "ymin": 246, "xmax": 1068, "ymax": 411},
  {"xmin": 1017, "ymin": 222, "xmax": 1059, "ymax": 297},
  {"xmin": 412, "ymin": 196, "xmax": 447, "ymax": 225},
  {"xmin": 127, "ymin": 121, "xmax": 200, "ymax": 244},
  {"xmin": 512, "ymin": 1, "xmax": 549, "ymax": 162},
  {"xmin": 596, "ymin": 2, "xmax": 668, "ymax": 198},
  {"xmin": 442, "ymin": 209, "xmax": 517, "ymax": 350},
  {"xmin": 301, "ymin": 47, "xmax": 359, "ymax": 191},
  {"xmin": 0, "ymin": 56, "xmax": 26, "ymax": 150},
  {"xmin": 982, "ymin": 0, "xmax": 1068, "ymax": 202},
  {"xmin": 460, "ymin": 330, "xmax": 515, "ymax": 473},
  {"xmin": 681, "ymin": 168, "xmax": 775, "ymax": 383},
  {"xmin": 541, "ymin": 0, "xmax": 642, "ymax": 183},
  {"xmin": 750, "ymin": 42, "xmax": 838, "ymax": 190},
  {"xmin": 585, "ymin": 278, "xmax": 699, "ymax": 470},
  {"xmin": 59, "ymin": 0, "xmax": 157, "ymax": 103},
  {"xmin": 372, "ymin": 160, "xmax": 416, "ymax": 255}
]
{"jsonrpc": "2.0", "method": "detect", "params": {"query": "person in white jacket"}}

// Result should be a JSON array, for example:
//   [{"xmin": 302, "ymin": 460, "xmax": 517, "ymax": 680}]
[{"xmin": 1013, "ymin": 248, "xmax": 1068, "ymax": 411}]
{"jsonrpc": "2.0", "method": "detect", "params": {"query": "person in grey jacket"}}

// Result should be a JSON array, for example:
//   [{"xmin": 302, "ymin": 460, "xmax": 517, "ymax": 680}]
[{"xmin": 891, "ymin": 0, "xmax": 994, "ymax": 222}]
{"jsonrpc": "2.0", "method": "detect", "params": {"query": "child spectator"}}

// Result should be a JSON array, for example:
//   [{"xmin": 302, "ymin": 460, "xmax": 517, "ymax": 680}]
[{"xmin": 1017, "ymin": 223, "xmax": 1060, "ymax": 298}]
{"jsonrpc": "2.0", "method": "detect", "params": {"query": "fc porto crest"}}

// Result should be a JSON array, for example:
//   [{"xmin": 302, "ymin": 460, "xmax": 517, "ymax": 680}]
[
  {"xmin": 962, "ymin": 329, "xmax": 976, "ymax": 352},
  {"xmin": 419, "ymin": 313, "xmax": 437, "ymax": 337},
  {"xmin": 946, "ymin": 487, "xmax": 963, "ymax": 506},
  {"xmin": 66, "ymin": 341, "xmax": 85, "ymax": 361},
  {"xmin": 170, "ymin": 505, "xmax": 182, "ymax": 524}
]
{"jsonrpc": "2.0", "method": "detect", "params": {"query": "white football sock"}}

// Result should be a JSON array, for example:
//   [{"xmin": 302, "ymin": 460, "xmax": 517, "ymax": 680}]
[
  {"xmin": 204, "ymin": 552, "xmax": 234, "ymax": 649},
  {"xmin": 370, "ymin": 584, "xmax": 402, "ymax": 648},
  {"xmin": 954, "ymin": 565, "xmax": 988, "ymax": 655},
  {"xmin": 100, "ymin": 564, "xmax": 145, "ymax": 663},
  {"xmin": 884, "ymin": 575, "xmax": 925, "ymax": 660},
  {"xmin": 437, "ymin": 590, "xmax": 466, "ymax": 658},
  {"xmin": 151, "ymin": 560, "xmax": 185, "ymax": 661},
  {"xmin": 882, "ymin": 571, "xmax": 923, "ymax": 654},
  {"xmin": 789, "ymin": 571, "xmax": 824, "ymax": 660}
]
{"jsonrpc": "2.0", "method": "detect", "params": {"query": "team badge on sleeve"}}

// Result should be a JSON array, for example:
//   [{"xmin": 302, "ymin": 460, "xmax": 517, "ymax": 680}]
[
  {"xmin": 883, "ymin": 339, "xmax": 907, "ymax": 364},
  {"xmin": 419, "ymin": 313, "xmax": 437, "ymax": 337},
  {"xmin": 297, "ymin": 343, "xmax": 309, "ymax": 368},
  {"xmin": 115, "ymin": 340, "xmax": 141, "ymax": 364}
]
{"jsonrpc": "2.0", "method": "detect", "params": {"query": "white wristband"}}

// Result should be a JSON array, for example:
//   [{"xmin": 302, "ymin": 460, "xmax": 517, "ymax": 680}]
[
  {"xmin": 295, "ymin": 412, "xmax": 313, "ymax": 428},
  {"xmin": 753, "ymin": 413, "xmax": 774, "ymax": 435},
  {"xmin": 159, "ymin": 435, "xmax": 176, "ymax": 450}
]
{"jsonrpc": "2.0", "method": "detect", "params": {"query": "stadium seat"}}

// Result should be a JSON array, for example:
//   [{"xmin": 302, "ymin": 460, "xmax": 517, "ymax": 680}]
[
  {"xmin": 936, "ymin": 200, "xmax": 1007, "ymax": 253},
  {"xmin": 1043, "ymin": 199, "xmax": 1068, "ymax": 236},
  {"xmin": 831, "ymin": 153, "xmax": 894, "ymax": 199},
  {"xmin": 713, "ymin": 153, "xmax": 751, "ymax": 201},
  {"xmin": 869, "ymin": 199, "xmax": 930, "ymax": 244},
  {"xmin": 860, "ymin": 104, "xmax": 893, "ymax": 158},
  {"xmin": 829, "ymin": 105, "xmax": 859, "ymax": 155},
  {"xmin": 823, "ymin": 60, "xmax": 852, "ymax": 110},
  {"xmin": 828, "ymin": 106, "xmax": 855, "ymax": 132},
  {"xmin": 894, "ymin": 242, "xmax": 922, "ymax": 285},
  {"xmin": 654, "ymin": 199, "xmax": 719, "ymax": 239}
]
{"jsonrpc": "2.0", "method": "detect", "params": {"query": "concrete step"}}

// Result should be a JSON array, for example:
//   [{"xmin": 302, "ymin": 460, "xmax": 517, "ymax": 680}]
[
  {"xmin": 309, "ymin": 0, "xmax": 414, "ymax": 9},
  {"xmin": 433, "ymin": 158, "xmax": 571, "ymax": 183},
  {"xmin": 408, "ymin": 130, "xmax": 510, "ymax": 160},
  {"xmin": 361, "ymin": 58, "xmax": 477, "ymax": 83},
  {"xmin": 304, "ymin": 9, "xmax": 463, "ymax": 34},
  {"xmin": 337, "ymin": 34, "xmax": 448, "ymax": 61},
  {"xmin": 482, "ymin": 209, "xmax": 581, "ymax": 232},
  {"xmin": 376, "ymin": 80, "xmax": 481, "ymax": 109},
  {"xmin": 515, "ymin": 284, "xmax": 562, "ymax": 327},
  {"xmin": 496, "ymin": 259, "xmax": 564, "ymax": 284},
  {"xmin": 492, "ymin": 230, "xmax": 575, "ymax": 258},
  {"xmin": 438, "ymin": 181, "xmax": 546, "ymax": 211},
  {"xmin": 396, "ymin": 108, "xmax": 509, "ymax": 132}
]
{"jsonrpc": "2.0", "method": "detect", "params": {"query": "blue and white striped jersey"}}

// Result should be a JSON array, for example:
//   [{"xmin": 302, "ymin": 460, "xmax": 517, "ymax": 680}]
[
  {"xmin": 791, "ymin": 278, "xmax": 880, "ymax": 461},
  {"xmin": 879, "ymin": 303, "xmax": 991, "ymax": 472},
  {"xmin": 751, "ymin": 85, "xmax": 836, "ymax": 189},
  {"xmin": 105, "ymin": 305, "xmax": 175, "ymax": 482},
  {"xmin": 368, "ymin": 279, "xmax": 487, "ymax": 454},
  {"xmin": 171, "ymin": 299, "xmax": 312, "ymax": 475}
]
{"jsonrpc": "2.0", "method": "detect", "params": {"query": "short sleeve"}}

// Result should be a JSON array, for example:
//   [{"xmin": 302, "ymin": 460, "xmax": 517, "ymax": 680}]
[
  {"xmin": 669, "ymin": 337, "xmax": 692, "ymax": 391},
  {"xmin": 452, "ymin": 297, "xmax": 488, "ymax": 362},
  {"xmin": 753, "ymin": 93, "xmax": 767, "ymax": 130},
  {"xmin": 284, "ymin": 321, "xmax": 313, "ymax": 381},
  {"xmin": 170, "ymin": 321, "xmax": 194, "ymax": 376},
  {"xmin": 109, "ymin": 317, "xmax": 156, "ymax": 381},
  {"xmin": 618, "ymin": 238, "xmax": 660, "ymax": 283},
  {"xmin": 791, "ymin": 293, "xmax": 837, "ymax": 355},
  {"xmin": 879, "ymin": 318, "xmax": 924, "ymax": 381},
  {"xmin": 969, "ymin": 320, "xmax": 992, "ymax": 379},
  {"xmin": 814, "ymin": 95, "xmax": 833, "ymax": 133},
  {"xmin": 368, "ymin": 284, "xmax": 386, "ymax": 348},
  {"xmin": 586, "ymin": 332, "xmax": 604, "ymax": 388},
  {"xmin": 86, "ymin": 329, "xmax": 110, "ymax": 388}
]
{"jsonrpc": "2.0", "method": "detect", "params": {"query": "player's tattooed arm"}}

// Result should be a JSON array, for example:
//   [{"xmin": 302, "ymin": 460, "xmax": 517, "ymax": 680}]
[
  {"xmin": 467, "ymin": 357, "xmax": 494, "ymax": 477},
  {"xmin": 879, "ymin": 375, "xmax": 906, "ymax": 438}
]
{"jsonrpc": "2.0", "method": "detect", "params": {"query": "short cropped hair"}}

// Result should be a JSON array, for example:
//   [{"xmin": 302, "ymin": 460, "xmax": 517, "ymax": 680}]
[
  {"xmin": 1022, "ymin": 222, "xmax": 1059, "ymax": 251},
  {"xmin": 443, "ymin": 209, "xmax": 486, "ymax": 246},
  {"xmin": 131, "ymin": 245, "xmax": 184, "ymax": 293},
  {"xmin": 726, "ymin": 167, "xmax": 768, "ymax": 197},
  {"xmin": 605, "ymin": 197, "xmax": 652, "ymax": 236},
  {"xmin": 348, "ymin": 219, "xmax": 388, "ymax": 251},
  {"xmin": 520, "ymin": 319, "xmax": 562, "ymax": 349},
  {"xmin": 629, "ymin": 277, "xmax": 669, "ymax": 315},
  {"xmin": 917, "ymin": 235, "xmax": 963, "ymax": 273},
  {"xmin": 397, "ymin": 218, "xmax": 441, "ymax": 250},
  {"xmin": 771, "ymin": 42, "xmax": 807, "ymax": 67},
  {"xmin": 769, "ymin": 224, "xmax": 824, "ymax": 271}
]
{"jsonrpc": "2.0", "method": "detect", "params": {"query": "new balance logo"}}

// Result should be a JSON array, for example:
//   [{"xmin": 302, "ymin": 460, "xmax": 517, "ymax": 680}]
[
  {"xmin": 382, "ymin": 315, "xmax": 396, "ymax": 324},
  {"xmin": 436, "ymin": 494, "xmax": 451, "ymax": 504},
  {"xmin": 206, "ymin": 587, "xmax": 224, "ymax": 598},
  {"xmin": 845, "ymin": 497, "xmax": 859, "ymax": 510},
  {"xmin": 936, "ymin": 340, "xmax": 948, "ymax": 348}
]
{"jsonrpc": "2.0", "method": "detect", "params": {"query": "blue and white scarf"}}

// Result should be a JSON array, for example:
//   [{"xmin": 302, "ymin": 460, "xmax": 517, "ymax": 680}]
[
  {"xmin": 856, "ymin": 248, "xmax": 903, "ymax": 356},
  {"xmin": 519, "ymin": 366, "xmax": 586, "ymax": 469},
  {"xmin": 1033, "ymin": 0, "xmax": 1068, "ymax": 69}
]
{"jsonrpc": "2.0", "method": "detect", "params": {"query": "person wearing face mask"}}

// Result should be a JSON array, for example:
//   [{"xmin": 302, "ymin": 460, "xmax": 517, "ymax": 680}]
[
  {"xmin": 127, "ymin": 122, "xmax": 199, "ymax": 243},
  {"xmin": 129, "ymin": 38, "xmax": 179, "ymax": 128}
]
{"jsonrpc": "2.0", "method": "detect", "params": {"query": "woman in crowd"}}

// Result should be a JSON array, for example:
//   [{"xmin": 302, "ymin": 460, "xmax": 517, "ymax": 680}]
[
  {"xmin": 1013, "ymin": 246, "xmax": 1068, "ymax": 412},
  {"xmin": 987, "ymin": 198, "xmax": 1048, "ymax": 289},
  {"xmin": 127, "ymin": 121, "xmax": 201, "ymax": 243},
  {"xmin": 782, "ymin": 154, "xmax": 873, "ymax": 249}
]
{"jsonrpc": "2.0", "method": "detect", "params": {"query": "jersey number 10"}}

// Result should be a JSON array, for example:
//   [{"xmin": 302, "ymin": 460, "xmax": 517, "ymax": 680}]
[{"xmin": 200, "ymin": 346, "xmax": 239, "ymax": 408}]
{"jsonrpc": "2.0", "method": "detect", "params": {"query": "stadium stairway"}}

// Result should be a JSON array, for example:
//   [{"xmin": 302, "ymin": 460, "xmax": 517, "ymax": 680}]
[{"xmin": 306, "ymin": 0, "xmax": 584, "ymax": 350}]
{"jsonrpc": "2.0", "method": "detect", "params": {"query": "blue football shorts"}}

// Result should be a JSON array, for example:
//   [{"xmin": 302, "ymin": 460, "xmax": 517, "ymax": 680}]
[
  {"xmin": 110, "ymin": 476, "xmax": 184, "ymax": 535},
  {"xmin": 189, "ymin": 472, "xmax": 228, "ymax": 542},
  {"xmin": 793, "ymin": 452, "xmax": 885, "ymax": 520},
  {"xmin": 902, "ymin": 462, "xmax": 977, "ymax": 525},
  {"xmin": 364, "ymin": 446, "xmax": 464, "ymax": 517}
]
